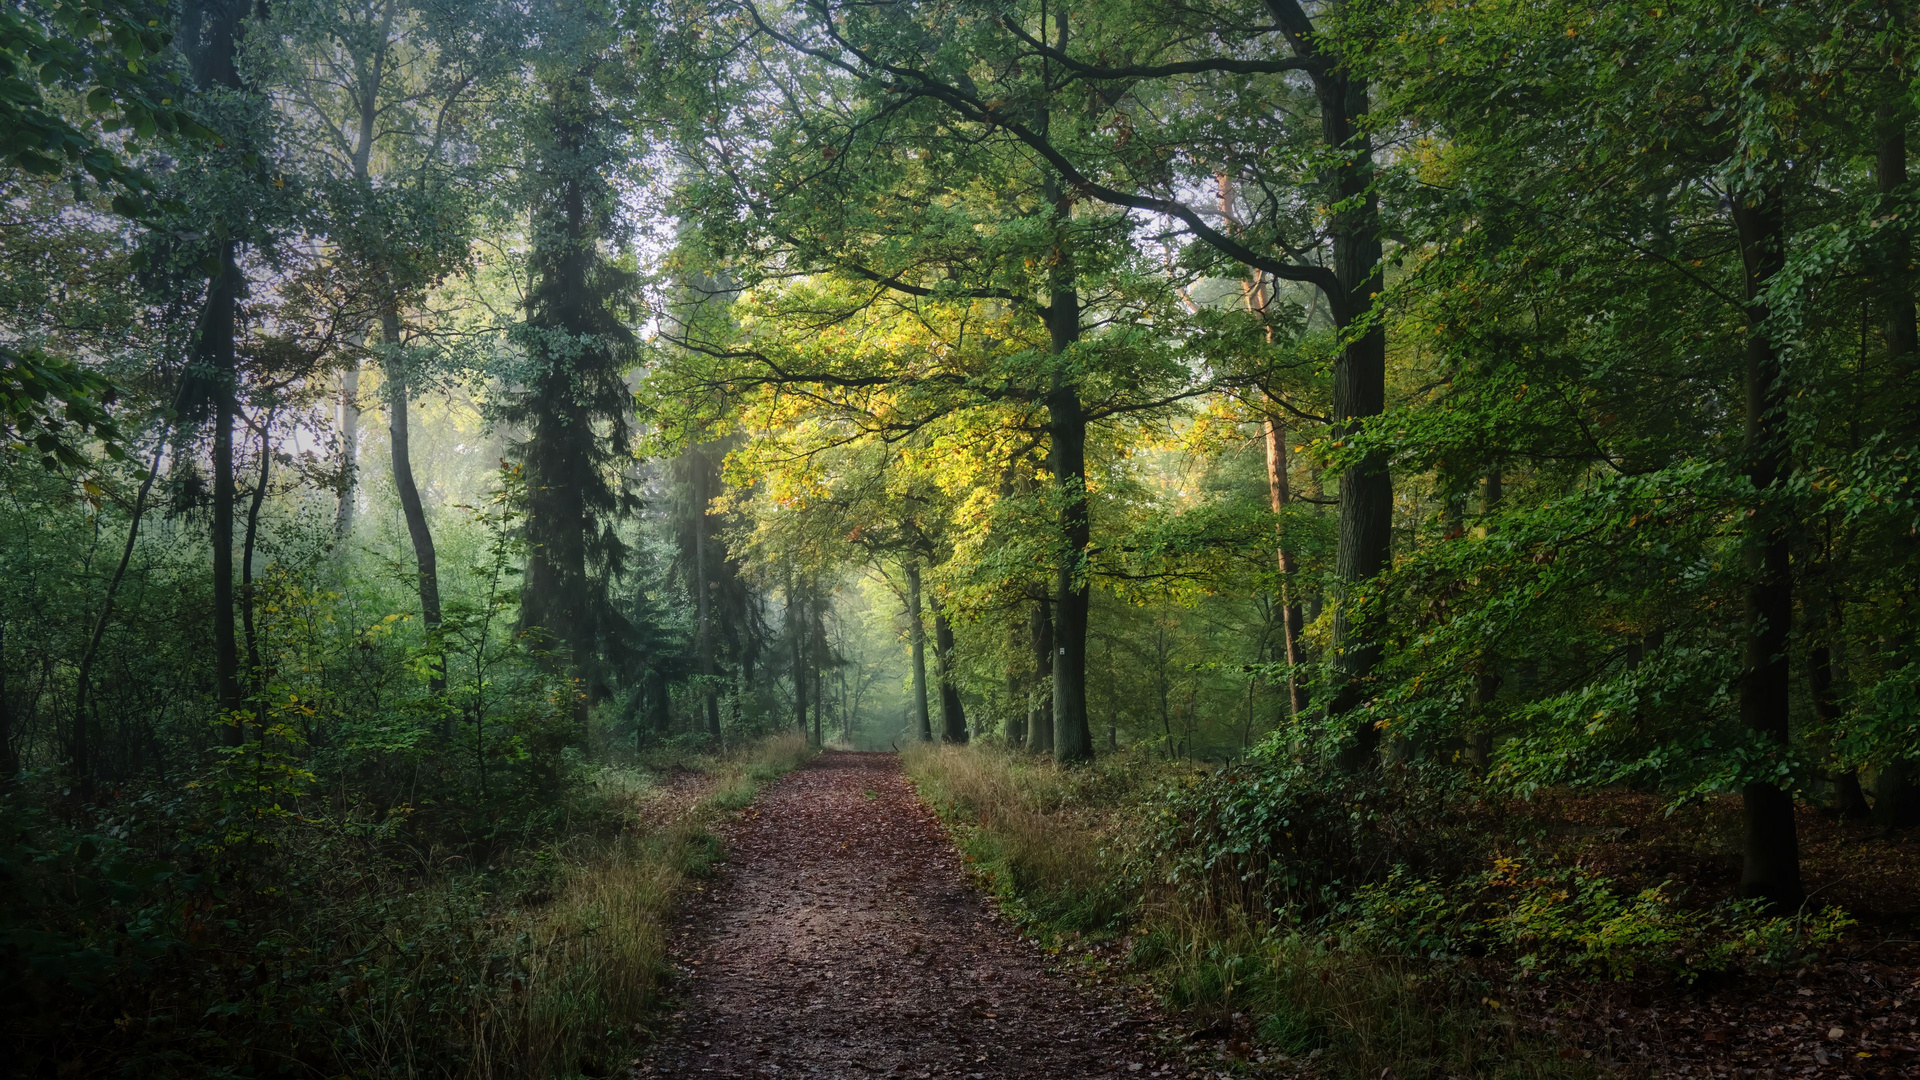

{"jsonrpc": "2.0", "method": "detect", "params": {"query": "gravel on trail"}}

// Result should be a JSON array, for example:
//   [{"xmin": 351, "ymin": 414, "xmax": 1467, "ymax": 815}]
[{"xmin": 639, "ymin": 750, "xmax": 1192, "ymax": 1080}]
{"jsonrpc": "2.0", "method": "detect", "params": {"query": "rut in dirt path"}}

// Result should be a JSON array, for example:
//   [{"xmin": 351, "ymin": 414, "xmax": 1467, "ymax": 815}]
[{"xmin": 640, "ymin": 751, "xmax": 1195, "ymax": 1080}]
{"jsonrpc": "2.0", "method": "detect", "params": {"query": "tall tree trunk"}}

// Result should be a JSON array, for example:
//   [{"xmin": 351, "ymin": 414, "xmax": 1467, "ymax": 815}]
[
  {"xmin": 207, "ymin": 246, "xmax": 244, "ymax": 746},
  {"xmin": 383, "ymin": 309, "xmax": 445, "ymax": 698},
  {"xmin": 1044, "ymin": 200, "xmax": 1094, "ymax": 764},
  {"xmin": 1324, "ymin": 138, "xmax": 1391, "ymax": 769},
  {"xmin": 812, "ymin": 586, "xmax": 826, "ymax": 746},
  {"xmin": 1227, "ymin": 172, "xmax": 1309, "ymax": 725},
  {"xmin": 334, "ymin": 364, "xmax": 359, "ymax": 539},
  {"xmin": 931, "ymin": 598, "xmax": 967, "ymax": 743},
  {"xmin": 72, "ymin": 423, "xmax": 171, "ymax": 788},
  {"xmin": 1872, "ymin": 114, "xmax": 1920, "ymax": 827},
  {"xmin": 1265, "ymin": 1, "xmax": 1390, "ymax": 771},
  {"xmin": 241, "ymin": 412, "xmax": 272, "ymax": 691},
  {"xmin": 692, "ymin": 446, "xmax": 720, "ymax": 737},
  {"xmin": 1028, "ymin": 595, "xmax": 1054, "ymax": 755},
  {"xmin": 0, "ymin": 623, "xmax": 13, "ymax": 780},
  {"xmin": 1038, "ymin": 7, "xmax": 1092, "ymax": 764},
  {"xmin": 905, "ymin": 560, "xmax": 932, "ymax": 741},
  {"xmin": 184, "ymin": 4, "xmax": 253, "ymax": 747},
  {"xmin": 1732, "ymin": 189, "xmax": 1803, "ymax": 910},
  {"xmin": 791, "ymin": 579, "xmax": 809, "ymax": 739},
  {"xmin": 1264, "ymin": 413, "xmax": 1309, "ymax": 718},
  {"xmin": 1006, "ymin": 620, "xmax": 1027, "ymax": 748}
]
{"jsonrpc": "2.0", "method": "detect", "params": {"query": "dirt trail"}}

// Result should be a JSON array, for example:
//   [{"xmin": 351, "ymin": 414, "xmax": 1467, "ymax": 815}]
[{"xmin": 641, "ymin": 751, "xmax": 1190, "ymax": 1080}]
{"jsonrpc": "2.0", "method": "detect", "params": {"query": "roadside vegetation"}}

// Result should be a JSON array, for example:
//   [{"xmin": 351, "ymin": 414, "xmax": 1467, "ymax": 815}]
[
  {"xmin": 6, "ymin": 733, "xmax": 809, "ymax": 1078},
  {"xmin": 7, "ymin": 0, "xmax": 1920, "ymax": 1076},
  {"xmin": 906, "ymin": 744, "xmax": 1872, "ymax": 1078}
]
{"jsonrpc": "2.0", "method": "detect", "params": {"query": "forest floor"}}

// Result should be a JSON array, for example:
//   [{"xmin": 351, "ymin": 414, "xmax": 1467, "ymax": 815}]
[
  {"xmin": 1521, "ymin": 793, "xmax": 1920, "ymax": 1078},
  {"xmin": 638, "ymin": 750, "xmax": 1207, "ymax": 1080},
  {"xmin": 636, "ymin": 752, "xmax": 1920, "ymax": 1079}
]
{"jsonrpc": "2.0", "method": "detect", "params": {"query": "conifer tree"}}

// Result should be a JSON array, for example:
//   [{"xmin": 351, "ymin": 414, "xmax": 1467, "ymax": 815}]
[{"xmin": 510, "ymin": 58, "xmax": 640, "ymax": 719}]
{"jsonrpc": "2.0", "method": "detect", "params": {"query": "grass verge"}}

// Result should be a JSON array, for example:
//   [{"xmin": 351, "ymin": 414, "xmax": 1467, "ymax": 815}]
[
  {"xmin": 303, "ymin": 733, "xmax": 813, "ymax": 1079},
  {"xmin": 902, "ymin": 742, "xmax": 1594, "ymax": 1080},
  {"xmin": 486, "ymin": 732, "xmax": 813, "ymax": 1077}
]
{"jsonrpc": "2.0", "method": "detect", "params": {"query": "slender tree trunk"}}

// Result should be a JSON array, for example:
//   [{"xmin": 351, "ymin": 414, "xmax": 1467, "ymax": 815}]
[
  {"xmin": 905, "ymin": 560, "xmax": 932, "ymax": 741},
  {"xmin": 206, "ymin": 245, "xmax": 244, "ymax": 746},
  {"xmin": 1028, "ymin": 595, "xmax": 1053, "ymax": 755},
  {"xmin": 1811, "ymin": 641, "xmax": 1870, "ymax": 819},
  {"xmin": 931, "ymin": 598, "xmax": 967, "ymax": 743},
  {"xmin": 841, "ymin": 665, "xmax": 851, "ymax": 744},
  {"xmin": 692, "ymin": 446, "xmax": 720, "ymax": 737},
  {"xmin": 812, "ymin": 586, "xmax": 826, "ymax": 746},
  {"xmin": 241, "ymin": 413, "xmax": 272, "ymax": 691},
  {"xmin": 1804, "ymin": 522, "xmax": 1867, "ymax": 818},
  {"xmin": 0, "ymin": 623, "xmax": 13, "ymax": 780},
  {"xmin": 383, "ymin": 308, "xmax": 445, "ymax": 698},
  {"xmin": 1732, "ymin": 189, "xmax": 1803, "ymax": 910},
  {"xmin": 1228, "ymin": 171, "xmax": 1309, "ymax": 726},
  {"xmin": 1006, "ymin": 620, "xmax": 1026, "ymax": 748},
  {"xmin": 791, "ymin": 579, "xmax": 809, "ymax": 740},
  {"xmin": 1270, "ymin": 5, "xmax": 1390, "ymax": 771},
  {"xmin": 1264, "ymin": 413, "xmax": 1309, "ymax": 718},
  {"xmin": 73, "ymin": 423, "xmax": 171, "ymax": 788},
  {"xmin": 334, "ymin": 363, "xmax": 359, "ymax": 540},
  {"xmin": 1043, "ymin": 186, "xmax": 1093, "ymax": 763}
]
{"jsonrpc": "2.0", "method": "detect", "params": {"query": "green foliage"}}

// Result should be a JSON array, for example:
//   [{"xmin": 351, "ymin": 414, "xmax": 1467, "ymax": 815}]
[
  {"xmin": 1349, "ymin": 861, "xmax": 1853, "ymax": 984},
  {"xmin": 907, "ymin": 745, "xmax": 1600, "ymax": 1079},
  {"xmin": 1143, "ymin": 758, "xmax": 1490, "ymax": 918},
  {"xmin": 0, "ymin": 344, "xmax": 124, "ymax": 470},
  {"xmin": 2, "ymin": 0, "xmax": 209, "ymax": 203}
]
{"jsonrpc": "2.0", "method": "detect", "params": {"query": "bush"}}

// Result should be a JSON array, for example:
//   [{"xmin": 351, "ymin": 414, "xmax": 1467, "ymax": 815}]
[
  {"xmin": 1138, "ymin": 758, "xmax": 1494, "ymax": 920},
  {"xmin": 1348, "ymin": 859, "xmax": 1854, "ymax": 982},
  {"xmin": 0, "ymin": 735, "xmax": 812, "ymax": 1078}
]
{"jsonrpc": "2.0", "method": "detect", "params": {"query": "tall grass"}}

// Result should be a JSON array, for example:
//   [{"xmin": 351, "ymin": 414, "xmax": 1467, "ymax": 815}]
[
  {"xmin": 902, "ymin": 742, "xmax": 1135, "ymax": 934},
  {"xmin": 902, "ymin": 744, "xmax": 1594, "ymax": 1080},
  {"xmin": 332, "ymin": 733, "xmax": 813, "ymax": 1079}
]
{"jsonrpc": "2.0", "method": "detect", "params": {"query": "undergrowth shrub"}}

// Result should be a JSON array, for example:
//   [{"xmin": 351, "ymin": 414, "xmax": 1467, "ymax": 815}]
[
  {"xmin": 908, "ymin": 745, "xmax": 1850, "ymax": 1078},
  {"xmin": 1347, "ymin": 859, "xmax": 1853, "ymax": 982},
  {"xmin": 1, "ymin": 734, "xmax": 811, "ymax": 1078},
  {"xmin": 1139, "ymin": 758, "xmax": 1494, "ymax": 920}
]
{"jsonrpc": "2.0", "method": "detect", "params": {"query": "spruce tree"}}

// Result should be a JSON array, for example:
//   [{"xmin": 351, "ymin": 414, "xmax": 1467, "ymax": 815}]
[{"xmin": 510, "ymin": 62, "xmax": 639, "ymax": 719}]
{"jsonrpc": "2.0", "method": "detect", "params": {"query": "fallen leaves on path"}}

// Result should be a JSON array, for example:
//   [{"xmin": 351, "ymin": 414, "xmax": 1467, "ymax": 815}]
[{"xmin": 639, "ymin": 752, "xmax": 1214, "ymax": 1080}]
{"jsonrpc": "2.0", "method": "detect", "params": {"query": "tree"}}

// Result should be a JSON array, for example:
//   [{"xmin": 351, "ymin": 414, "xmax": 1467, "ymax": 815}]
[
  {"xmin": 264, "ymin": 0, "xmax": 520, "ymax": 696},
  {"xmin": 663, "ymin": 2, "xmax": 1222, "ymax": 761},
  {"xmin": 725, "ymin": 0, "xmax": 1391, "ymax": 763},
  {"xmin": 509, "ymin": 51, "xmax": 641, "ymax": 720}
]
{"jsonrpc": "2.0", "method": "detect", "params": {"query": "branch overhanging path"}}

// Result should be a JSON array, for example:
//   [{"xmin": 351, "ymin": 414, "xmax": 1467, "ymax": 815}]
[{"xmin": 642, "ymin": 752, "xmax": 1193, "ymax": 1079}]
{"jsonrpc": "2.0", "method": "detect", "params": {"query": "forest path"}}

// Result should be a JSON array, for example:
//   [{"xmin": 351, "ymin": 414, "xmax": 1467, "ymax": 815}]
[{"xmin": 638, "ymin": 750, "xmax": 1194, "ymax": 1080}]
